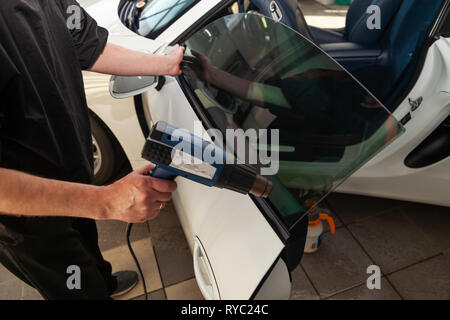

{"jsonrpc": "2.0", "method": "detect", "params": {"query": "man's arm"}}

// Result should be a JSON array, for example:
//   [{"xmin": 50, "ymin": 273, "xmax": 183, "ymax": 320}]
[
  {"xmin": 88, "ymin": 43, "xmax": 185, "ymax": 77},
  {"xmin": 0, "ymin": 164, "xmax": 176, "ymax": 223}
]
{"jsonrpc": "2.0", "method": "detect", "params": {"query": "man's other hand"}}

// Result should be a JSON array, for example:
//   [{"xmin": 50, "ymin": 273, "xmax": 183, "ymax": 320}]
[
  {"xmin": 165, "ymin": 46, "xmax": 185, "ymax": 76},
  {"xmin": 88, "ymin": 43, "xmax": 185, "ymax": 77}
]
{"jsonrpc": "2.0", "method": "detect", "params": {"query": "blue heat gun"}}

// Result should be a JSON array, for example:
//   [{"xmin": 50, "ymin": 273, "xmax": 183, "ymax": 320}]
[{"xmin": 141, "ymin": 121, "xmax": 272, "ymax": 197}]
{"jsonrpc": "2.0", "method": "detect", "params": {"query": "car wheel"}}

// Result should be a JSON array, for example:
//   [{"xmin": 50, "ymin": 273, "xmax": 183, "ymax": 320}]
[{"xmin": 90, "ymin": 115, "xmax": 125, "ymax": 185}]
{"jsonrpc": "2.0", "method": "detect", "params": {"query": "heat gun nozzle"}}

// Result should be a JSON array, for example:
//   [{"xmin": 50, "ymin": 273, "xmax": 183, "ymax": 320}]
[
  {"xmin": 249, "ymin": 175, "xmax": 273, "ymax": 198},
  {"xmin": 215, "ymin": 164, "xmax": 273, "ymax": 198}
]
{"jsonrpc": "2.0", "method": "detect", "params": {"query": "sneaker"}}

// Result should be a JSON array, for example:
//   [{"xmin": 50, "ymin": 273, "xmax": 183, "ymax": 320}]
[{"xmin": 110, "ymin": 271, "xmax": 138, "ymax": 298}]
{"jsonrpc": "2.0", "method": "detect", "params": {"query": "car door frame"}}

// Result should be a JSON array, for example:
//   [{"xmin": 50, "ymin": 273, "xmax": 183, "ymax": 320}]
[{"xmin": 387, "ymin": 0, "xmax": 450, "ymax": 115}]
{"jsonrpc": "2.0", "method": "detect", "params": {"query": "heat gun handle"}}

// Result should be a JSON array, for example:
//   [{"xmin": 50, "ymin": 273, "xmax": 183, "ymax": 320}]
[{"xmin": 149, "ymin": 165, "xmax": 176, "ymax": 181}]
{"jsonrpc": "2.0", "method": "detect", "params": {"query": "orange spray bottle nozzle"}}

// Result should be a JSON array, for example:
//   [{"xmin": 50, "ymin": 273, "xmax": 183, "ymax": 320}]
[{"xmin": 319, "ymin": 213, "xmax": 335, "ymax": 234}]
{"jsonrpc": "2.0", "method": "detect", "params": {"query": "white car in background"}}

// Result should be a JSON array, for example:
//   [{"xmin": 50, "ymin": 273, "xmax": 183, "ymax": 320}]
[{"xmin": 80, "ymin": 0, "xmax": 450, "ymax": 299}]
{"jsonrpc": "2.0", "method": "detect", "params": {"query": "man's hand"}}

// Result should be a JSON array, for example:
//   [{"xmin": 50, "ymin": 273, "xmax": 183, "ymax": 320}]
[
  {"xmin": 165, "ymin": 47, "xmax": 185, "ymax": 76},
  {"xmin": 99, "ymin": 164, "xmax": 177, "ymax": 223},
  {"xmin": 88, "ymin": 43, "xmax": 185, "ymax": 77}
]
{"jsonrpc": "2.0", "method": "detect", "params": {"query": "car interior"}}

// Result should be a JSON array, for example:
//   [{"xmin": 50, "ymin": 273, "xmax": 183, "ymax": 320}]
[
  {"xmin": 118, "ymin": 0, "xmax": 199, "ymax": 38},
  {"xmin": 248, "ymin": 0, "xmax": 444, "ymax": 109}
]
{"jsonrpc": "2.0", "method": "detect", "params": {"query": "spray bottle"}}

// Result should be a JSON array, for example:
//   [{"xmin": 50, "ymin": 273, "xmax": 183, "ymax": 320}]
[{"xmin": 303, "ymin": 199, "xmax": 335, "ymax": 253}]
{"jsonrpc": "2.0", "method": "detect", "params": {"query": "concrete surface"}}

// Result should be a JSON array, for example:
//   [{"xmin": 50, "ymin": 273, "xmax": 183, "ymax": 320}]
[
  {"xmin": 1, "ymin": 193, "xmax": 449, "ymax": 300},
  {"xmin": 290, "ymin": 195, "xmax": 450, "ymax": 300}
]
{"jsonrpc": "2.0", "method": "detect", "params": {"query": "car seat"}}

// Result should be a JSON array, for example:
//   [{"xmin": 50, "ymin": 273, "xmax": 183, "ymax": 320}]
[
  {"xmin": 310, "ymin": 0, "xmax": 403, "ymax": 45},
  {"xmin": 250, "ymin": 0, "xmax": 443, "ymax": 106}
]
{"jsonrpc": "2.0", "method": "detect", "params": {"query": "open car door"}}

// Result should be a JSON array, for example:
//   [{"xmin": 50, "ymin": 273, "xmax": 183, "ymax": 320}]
[{"xmin": 143, "ymin": 12, "xmax": 404, "ymax": 299}]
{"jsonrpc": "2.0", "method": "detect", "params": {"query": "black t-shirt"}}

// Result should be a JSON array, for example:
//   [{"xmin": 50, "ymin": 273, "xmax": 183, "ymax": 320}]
[{"xmin": 0, "ymin": 0, "xmax": 108, "ymax": 184}]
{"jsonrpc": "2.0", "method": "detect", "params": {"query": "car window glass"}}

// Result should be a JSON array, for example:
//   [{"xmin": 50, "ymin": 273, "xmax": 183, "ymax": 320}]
[
  {"xmin": 128, "ymin": 0, "xmax": 199, "ymax": 39},
  {"xmin": 182, "ymin": 13, "xmax": 404, "ymax": 229}
]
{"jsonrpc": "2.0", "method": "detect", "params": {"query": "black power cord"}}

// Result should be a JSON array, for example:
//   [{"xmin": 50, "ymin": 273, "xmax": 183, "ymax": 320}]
[{"xmin": 126, "ymin": 223, "xmax": 148, "ymax": 300}]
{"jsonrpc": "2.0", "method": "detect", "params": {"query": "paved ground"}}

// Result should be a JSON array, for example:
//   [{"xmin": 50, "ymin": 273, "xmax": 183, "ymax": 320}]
[
  {"xmin": 1, "ymin": 193, "xmax": 449, "ymax": 300},
  {"xmin": 292, "ymin": 195, "xmax": 450, "ymax": 300},
  {"xmin": 1, "ymin": 0, "xmax": 449, "ymax": 301},
  {"xmin": 96, "ymin": 196, "xmax": 450, "ymax": 301}
]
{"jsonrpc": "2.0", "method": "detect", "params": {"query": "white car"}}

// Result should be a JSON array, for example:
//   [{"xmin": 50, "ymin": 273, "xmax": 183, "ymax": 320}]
[{"xmin": 80, "ymin": 0, "xmax": 450, "ymax": 299}]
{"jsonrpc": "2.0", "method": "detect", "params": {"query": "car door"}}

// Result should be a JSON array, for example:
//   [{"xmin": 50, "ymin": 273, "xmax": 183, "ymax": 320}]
[
  {"xmin": 80, "ymin": 0, "xmax": 225, "ymax": 181},
  {"xmin": 338, "ymin": 4, "xmax": 450, "ymax": 206},
  {"xmin": 142, "ymin": 12, "xmax": 404, "ymax": 299}
]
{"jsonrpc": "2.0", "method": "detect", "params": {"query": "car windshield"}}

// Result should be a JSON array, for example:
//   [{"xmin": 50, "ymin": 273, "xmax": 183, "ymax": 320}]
[
  {"xmin": 133, "ymin": 0, "xmax": 199, "ymax": 39},
  {"xmin": 182, "ymin": 13, "xmax": 404, "ymax": 229}
]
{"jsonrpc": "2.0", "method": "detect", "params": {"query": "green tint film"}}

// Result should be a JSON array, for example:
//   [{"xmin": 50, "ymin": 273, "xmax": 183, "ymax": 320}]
[{"xmin": 183, "ymin": 13, "xmax": 404, "ymax": 229}]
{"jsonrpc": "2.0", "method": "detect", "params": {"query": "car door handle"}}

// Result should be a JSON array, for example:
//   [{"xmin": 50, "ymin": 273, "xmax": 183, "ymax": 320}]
[
  {"xmin": 193, "ymin": 237, "xmax": 220, "ymax": 300},
  {"xmin": 409, "ymin": 96, "xmax": 423, "ymax": 112}
]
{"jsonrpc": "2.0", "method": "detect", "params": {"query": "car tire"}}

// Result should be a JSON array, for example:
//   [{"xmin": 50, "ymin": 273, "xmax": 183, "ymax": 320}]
[{"xmin": 90, "ymin": 115, "xmax": 125, "ymax": 185}]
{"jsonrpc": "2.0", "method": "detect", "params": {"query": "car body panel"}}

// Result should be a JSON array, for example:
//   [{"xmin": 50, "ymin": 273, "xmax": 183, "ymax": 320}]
[
  {"xmin": 338, "ymin": 36, "xmax": 450, "ymax": 206},
  {"xmin": 83, "ymin": 71, "xmax": 146, "ymax": 167},
  {"xmin": 142, "ymin": 78, "xmax": 285, "ymax": 299}
]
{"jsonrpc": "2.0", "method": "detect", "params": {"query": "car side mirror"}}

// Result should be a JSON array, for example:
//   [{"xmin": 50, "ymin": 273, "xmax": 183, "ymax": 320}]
[{"xmin": 109, "ymin": 75, "xmax": 158, "ymax": 99}]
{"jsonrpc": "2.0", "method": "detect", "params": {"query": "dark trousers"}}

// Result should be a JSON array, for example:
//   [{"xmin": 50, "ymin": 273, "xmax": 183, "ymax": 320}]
[{"xmin": 0, "ymin": 215, "xmax": 116, "ymax": 299}]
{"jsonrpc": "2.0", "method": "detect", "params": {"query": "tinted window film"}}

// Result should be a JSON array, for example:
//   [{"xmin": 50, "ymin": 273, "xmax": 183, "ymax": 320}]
[
  {"xmin": 134, "ymin": 0, "xmax": 199, "ymax": 39},
  {"xmin": 182, "ymin": 14, "xmax": 404, "ymax": 229}
]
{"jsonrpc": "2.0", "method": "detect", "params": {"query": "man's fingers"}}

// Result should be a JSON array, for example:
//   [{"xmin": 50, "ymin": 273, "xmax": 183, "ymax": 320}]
[
  {"xmin": 147, "ymin": 191, "xmax": 172, "ymax": 203},
  {"xmin": 171, "ymin": 47, "xmax": 185, "ymax": 61},
  {"xmin": 130, "ymin": 197, "xmax": 168, "ymax": 223},
  {"xmin": 145, "ymin": 208, "xmax": 161, "ymax": 221},
  {"xmin": 169, "ymin": 46, "xmax": 184, "ymax": 55},
  {"xmin": 137, "ymin": 163, "xmax": 156, "ymax": 175},
  {"xmin": 143, "ymin": 201, "xmax": 168, "ymax": 221},
  {"xmin": 149, "ymin": 177, "xmax": 177, "ymax": 193}
]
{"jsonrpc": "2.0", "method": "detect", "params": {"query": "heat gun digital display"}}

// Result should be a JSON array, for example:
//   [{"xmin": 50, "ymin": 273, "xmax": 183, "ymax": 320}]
[{"xmin": 141, "ymin": 121, "xmax": 272, "ymax": 198}]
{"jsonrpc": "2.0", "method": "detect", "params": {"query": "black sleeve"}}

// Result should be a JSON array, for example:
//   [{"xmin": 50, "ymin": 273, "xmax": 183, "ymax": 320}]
[
  {"xmin": 60, "ymin": 0, "xmax": 109, "ymax": 70},
  {"xmin": 0, "ymin": 43, "xmax": 20, "ymax": 164}
]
